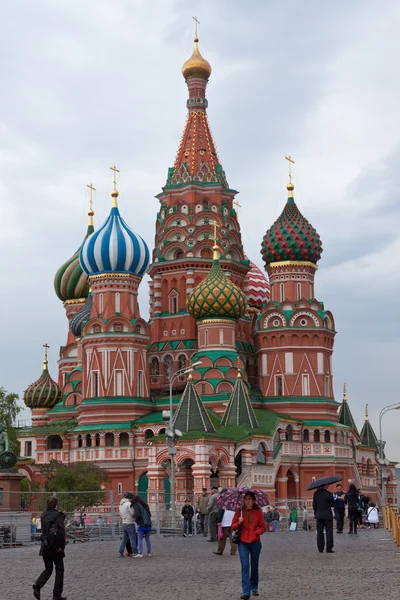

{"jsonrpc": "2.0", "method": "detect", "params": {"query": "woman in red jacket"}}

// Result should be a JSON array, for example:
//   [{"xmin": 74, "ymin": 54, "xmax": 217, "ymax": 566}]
[{"xmin": 231, "ymin": 491, "xmax": 266, "ymax": 599}]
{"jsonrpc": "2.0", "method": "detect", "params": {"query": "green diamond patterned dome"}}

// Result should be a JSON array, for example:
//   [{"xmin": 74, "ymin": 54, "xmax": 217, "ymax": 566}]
[
  {"xmin": 187, "ymin": 251, "xmax": 246, "ymax": 320},
  {"xmin": 23, "ymin": 361, "xmax": 62, "ymax": 409},
  {"xmin": 54, "ymin": 221, "xmax": 94, "ymax": 302},
  {"xmin": 261, "ymin": 185, "xmax": 323, "ymax": 266}
]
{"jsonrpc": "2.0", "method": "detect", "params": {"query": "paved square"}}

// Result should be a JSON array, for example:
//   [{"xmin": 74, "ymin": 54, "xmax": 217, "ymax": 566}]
[{"xmin": 1, "ymin": 529, "xmax": 398, "ymax": 600}]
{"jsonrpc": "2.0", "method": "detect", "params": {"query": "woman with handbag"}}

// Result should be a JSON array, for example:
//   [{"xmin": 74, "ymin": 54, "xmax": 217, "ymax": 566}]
[{"xmin": 231, "ymin": 491, "xmax": 266, "ymax": 600}]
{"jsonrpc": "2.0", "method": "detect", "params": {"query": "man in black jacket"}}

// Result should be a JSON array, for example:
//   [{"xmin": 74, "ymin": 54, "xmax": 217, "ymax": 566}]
[
  {"xmin": 33, "ymin": 496, "xmax": 66, "ymax": 600},
  {"xmin": 333, "ymin": 483, "xmax": 347, "ymax": 533},
  {"xmin": 312, "ymin": 485, "xmax": 335, "ymax": 553}
]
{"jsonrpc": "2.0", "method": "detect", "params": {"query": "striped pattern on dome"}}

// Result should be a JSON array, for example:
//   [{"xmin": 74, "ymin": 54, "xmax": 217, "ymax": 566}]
[
  {"xmin": 80, "ymin": 207, "xmax": 149, "ymax": 277},
  {"xmin": 246, "ymin": 261, "xmax": 270, "ymax": 309},
  {"xmin": 261, "ymin": 197, "xmax": 322, "ymax": 266},
  {"xmin": 70, "ymin": 294, "xmax": 93, "ymax": 338},
  {"xmin": 23, "ymin": 369, "xmax": 62, "ymax": 409},
  {"xmin": 54, "ymin": 224, "xmax": 94, "ymax": 302},
  {"xmin": 187, "ymin": 259, "xmax": 247, "ymax": 320}
]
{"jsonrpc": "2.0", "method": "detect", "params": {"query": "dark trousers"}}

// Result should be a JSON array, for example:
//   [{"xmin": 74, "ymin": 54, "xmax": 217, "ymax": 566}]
[
  {"xmin": 184, "ymin": 518, "xmax": 193, "ymax": 535},
  {"xmin": 238, "ymin": 541, "xmax": 262, "ymax": 595},
  {"xmin": 316, "ymin": 519, "xmax": 333, "ymax": 552},
  {"xmin": 199, "ymin": 513, "xmax": 208, "ymax": 536},
  {"xmin": 349, "ymin": 508, "xmax": 358, "ymax": 533},
  {"xmin": 209, "ymin": 512, "xmax": 218, "ymax": 541},
  {"xmin": 335, "ymin": 509, "xmax": 345, "ymax": 532},
  {"xmin": 36, "ymin": 554, "xmax": 64, "ymax": 598},
  {"xmin": 217, "ymin": 526, "xmax": 237, "ymax": 555}
]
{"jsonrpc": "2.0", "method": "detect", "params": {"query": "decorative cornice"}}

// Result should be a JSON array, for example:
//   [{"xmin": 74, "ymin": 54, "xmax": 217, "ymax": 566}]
[
  {"xmin": 64, "ymin": 298, "xmax": 87, "ymax": 305},
  {"xmin": 267, "ymin": 261, "xmax": 318, "ymax": 270},
  {"xmin": 89, "ymin": 273, "xmax": 141, "ymax": 281},
  {"xmin": 198, "ymin": 318, "xmax": 237, "ymax": 325}
]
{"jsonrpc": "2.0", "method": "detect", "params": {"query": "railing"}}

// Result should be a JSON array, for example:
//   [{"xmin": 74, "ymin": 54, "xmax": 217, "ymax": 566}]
[{"xmin": 384, "ymin": 505, "xmax": 400, "ymax": 547}]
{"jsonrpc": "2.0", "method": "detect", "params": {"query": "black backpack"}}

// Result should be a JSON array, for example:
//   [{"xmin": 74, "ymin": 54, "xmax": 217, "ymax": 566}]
[{"xmin": 41, "ymin": 518, "xmax": 64, "ymax": 552}]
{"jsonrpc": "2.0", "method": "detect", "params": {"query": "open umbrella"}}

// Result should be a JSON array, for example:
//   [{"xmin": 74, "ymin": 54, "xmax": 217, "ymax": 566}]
[
  {"xmin": 306, "ymin": 475, "xmax": 343, "ymax": 491},
  {"xmin": 217, "ymin": 487, "xmax": 269, "ymax": 511}
]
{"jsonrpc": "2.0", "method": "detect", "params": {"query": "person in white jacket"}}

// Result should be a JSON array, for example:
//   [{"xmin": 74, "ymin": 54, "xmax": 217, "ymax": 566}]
[
  {"xmin": 367, "ymin": 504, "xmax": 379, "ymax": 529},
  {"xmin": 118, "ymin": 492, "xmax": 138, "ymax": 557}
]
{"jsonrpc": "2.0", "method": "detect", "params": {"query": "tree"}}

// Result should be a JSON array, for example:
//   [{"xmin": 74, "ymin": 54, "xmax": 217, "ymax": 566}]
[
  {"xmin": 39, "ymin": 460, "xmax": 109, "ymax": 517},
  {"xmin": 0, "ymin": 387, "xmax": 21, "ymax": 454},
  {"xmin": 20, "ymin": 477, "xmax": 44, "ymax": 511}
]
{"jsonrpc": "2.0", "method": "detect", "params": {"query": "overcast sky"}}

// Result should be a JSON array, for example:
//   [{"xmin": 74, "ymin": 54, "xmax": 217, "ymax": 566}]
[{"xmin": 1, "ymin": 0, "xmax": 399, "ymax": 460}]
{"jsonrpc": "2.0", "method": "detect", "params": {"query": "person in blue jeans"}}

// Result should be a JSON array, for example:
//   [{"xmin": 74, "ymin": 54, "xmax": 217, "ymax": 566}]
[
  {"xmin": 271, "ymin": 507, "xmax": 280, "ymax": 532},
  {"xmin": 131, "ymin": 495, "xmax": 153, "ymax": 557},
  {"xmin": 232, "ymin": 492, "xmax": 267, "ymax": 600},
  {"xmin": 118, "ymin": 492, "xmax": 138, "ymax": 557}
]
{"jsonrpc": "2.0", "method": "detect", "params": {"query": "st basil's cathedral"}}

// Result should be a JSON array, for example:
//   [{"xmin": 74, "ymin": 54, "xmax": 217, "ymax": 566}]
[{"xmin": 17, "ymin": 34, "xmax": 397, "ymax": 511}]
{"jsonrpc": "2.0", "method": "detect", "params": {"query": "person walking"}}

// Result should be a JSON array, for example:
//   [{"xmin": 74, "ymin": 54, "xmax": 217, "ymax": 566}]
[
  {"xmin": 367, "ymin": 503, "xmax": 379, "ymax": 529},
  {"xmin": 347, "ymin": 483, "xmax": 359, "ymax": 535},
  {"xmin": 213, "ymin": 494, "xmax": 237, "ymax": 556},
  {"xmin": 232, "ymin": 491, "xmax": 266, "ymax": 599},
  {"xmin": 263, "ymin": 506, "xmax": 273, "ymax": 532},
  {"xmin": 181, "ymin": 499, "xmax": 194, "ymax": 537},
  {"xmin": 207, "ymin": 486, "xmax": 219, "ymax": 542},
  {"xmin": 289, "ymin": 504, "xmax": 298, "ymax": 531},
  {"xmin": 302, "ymin": 504, "xmax": 309, "ymax": 532},
  {"xmin": 197, "ymin": 488, "xmax": 209, "ymax": 537},
  {"xmin": 333, "ymin": 483, "xmax": 347, "ymax": 533},
  {"xmin": 118, "ymin": 492, "xmax": 138, "ymax": 557},
  {"xmin": 33, "ymin": 496, "xmax": 66, "ymax": 600},
  {"xmin": 131, "ymin": 495, "xmax": 152, "ymax": 557},
  {"xmin": 312, "ymin": 484, "xmax": 335, "ymax": 553},
  {"xmin": 271, "ymin": 507, "xmax": 280, "ymax": 532}
]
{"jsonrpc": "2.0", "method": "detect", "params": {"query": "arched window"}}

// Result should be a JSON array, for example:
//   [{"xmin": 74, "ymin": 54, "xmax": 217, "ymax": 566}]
[
  {"xmin": 204, "ymin": 330, "xmax": 209, "ymax": 346},
  {"xmin": 324, "ymin": 430, "xmax": 331, "ymax": 443},
  {"xmin": 171, "ymin": 296, "xmax": 178, "ymax": 314},
  {"xmin": 256, "ymin": 443, "xmax": 267, "ymax": 464},
  {"xmin": 276, "ymin": 377, "xmax": 283, "ymax": 396},
  {"xmin": 78, "ymin": 435, "xmax": 83, "ymax": 448},
  {"xmin": 178, "ymin": 354, "xmax": 187, "ymax": 371},
  {"xmin": 303, "ymin": 429, "xmax": 309, "ymax": 442},
  {"xmin": 314, "ymin": 430, "xmax": 320, "ymax": 443},
  {"xmin": 340, "ymin": 431, "xmax": 344, "ymax": 444},
  {"xmin": 115, "ymin": 292, "xmax": 120, "ymax": 313},
  {"xmin": 99, "ymin": 293, "xmax": 104, "ymax": 314},
  {"xmin": 334, "ymin": 431, "xmax": 338, "ymax": 444},
  {"xmin": 164, "ymin": 356, "xmax": 173, "ymax": 383},
  {"xmin": 144, "ymin": 429, "xmax": 154, "ymax": 440},
  {"xmin": 175, "ymin": 250, "xmax": 184, "ymax": 260},
  {"xmin": 86, "ymin": 434, "xmax": 92, "ymax": 447},
  {"xmin": 105, "ymin": 433, "xmax": 114, "ymax": 447},
  {"xmin": 95, "ymin": 434, "xmax": 101, "ymax": 447},
  {"xmin": 119, "ymin": 432, "xmax": 129, "ymax": 447},
  {"xmin": 201, "ymin": 383, "xmax": 206, "ymax": 395},
  {"xmin": 203, "ymin": 199, "xmax": 209, "ymax": 210},
  {"xmin": 151, "ymin": 358, "xmax": 160, "ymax": 376},
  {"xmin": 47, "ymin": 435, "xmax": 63, "ymax": 450},
  {"xmin": 159, "ymin": 428, "xmax": 166, "ymax": 436},
  {"xmin": 285, "ymin": 425, "xmax": 293, "ymax": 442}
]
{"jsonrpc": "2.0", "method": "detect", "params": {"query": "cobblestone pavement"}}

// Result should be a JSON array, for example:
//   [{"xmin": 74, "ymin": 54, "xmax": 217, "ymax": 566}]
[{"xmin": 2, "ymin": 529, "xmax": 399, "ymax": 600}]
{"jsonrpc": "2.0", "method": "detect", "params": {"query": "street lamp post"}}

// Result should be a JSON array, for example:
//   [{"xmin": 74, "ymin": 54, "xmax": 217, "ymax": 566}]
[
  {"xmin": 378, "ymin": 403, "xmax": 400, "ymax": 508},
  {"xmin": 166, "ymin": 361, "xmax": 202, "ymax": 529}
]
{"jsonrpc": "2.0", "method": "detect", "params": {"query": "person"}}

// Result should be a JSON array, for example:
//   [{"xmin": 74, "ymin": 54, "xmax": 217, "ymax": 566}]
[
  {"xmin": 130, "ymin": 495, "xmax": 152, "ymax": 557},
  {"xmin": 367, "ymin": 503, "xmax": 379, "ymax": 529},
  {"xmin": 289, "ymin": 504, "xmax": 298, "ymax": 531},
  {"xmin": 214, "ymin": 491, "xmax": 237, "ymax": 556},
  {"xmin": 181, "ymin": 499, "xmax": 194, "ymax": 537},
  {"xmin": 333, "ymin": 483, "xmax": 347, "ymax": 533},
  {"xmin": 207, "ymin": 486, "xmax": 219, "ymax": 542},
  {"xmin": 118, "ymin": 492, "xmax": 138, "ymax": 557},
  {"xmin": 197, "ymin": 488, "xmax": 209, "ymax": 537},
  {"xmin": 358, "ymin": 491, "xmax": 370, "ymax": 529},
  {"xmin": 271, "ymin": 507, "xmax": 280, "ymax": 532},
  {"xmin": 347, "ymin": 483, "xmax": 359, "ymax": 535},
  {"xmin": 263, "ymin": 506, "xmax": 273, "ymax": 531},
  {"xmin": 312, "ymin": 484, "xmax": 335, "ymax": 553},
  {"xmin": 232, "ymin": 491, "xmax": 266, "ymax": 599},
  {"xmin": 302, "ymin": 504, "xmax": 309, "ymax": 531},
  {"xmin": 33, "ymin": 496, "xmax": 66, "ymax": 600}
]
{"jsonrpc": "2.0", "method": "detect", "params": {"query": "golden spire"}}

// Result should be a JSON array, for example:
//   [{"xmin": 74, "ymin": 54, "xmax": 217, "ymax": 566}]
[
  {"xmin": 213, "ymin": 220, "xmax": 219, "ymax": 260},
  {"xmin": 182, "ymin": 19, "xmax": 212, "ymax": 81},
  {"xmin": 285, "ymin": 155, "xmax": 295, "ymax": 197},
  {"xmin": 233, "ymin": 198, "xmax": 242, "ymax": 217},
  {"xmin": 87, "ymin": 183, "xmax": 95, "ymax": 226},
  {"xmin": 110, "ymin": 165, "xmax": 120, "ymax": 208},
  {"xmin": 187, "ymin": 372, "xmax": 193, "ymax": 381},
  {"xmin": 236, "ymin": 356, "xmax": 244, "ymax": 378},
  {"xmin": 192, "ymin": 15, "xmax": 200, "ymax": 38},
  {"xmin": 43, "ymin": 343, "xmax": 50, "ymax": 371},
  {"xmin": 343, "ymin": 382, "xmax": 347, "ymax": 402},
  {"xmin": 365, "ymin": 404, "xmax": 369, "ymax": 421}
]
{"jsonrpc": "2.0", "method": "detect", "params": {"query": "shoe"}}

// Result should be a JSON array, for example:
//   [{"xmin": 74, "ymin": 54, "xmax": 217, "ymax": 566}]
[
  {"xmin": 33, "ymin": 584, "xmax": 40, "ymax": 600},
  {"xmin": 207, "ymin": 539, "xmax": 216, "ymax": 542},
  {"xmin": 189, "ymin": 534, "xmax": 192, "ymax": 537},
  {"xmin": 252, "ymin": 592, "xmax": 259, "ymax": 596},
  {"xmin": 148, "ymin": 554, "xmax": 152, "ymax": 557},
  {"xmin": 240, "ymin": 595, "xmax": 250, "ymax": 600},
  {"xmin": 213, "ymin": 551, "xmax": 223, "ymax": 555},
  {"xmin": 318, "ymin": 550, "xmax": 324, "ymax": 553},
  {"xmin": 348, "ymin": 531, "xmax": 353, "ymax": 534},
  {"xmin": 134, "ymin": 554, "xmax": 143, "ymax": 558},
  {"xmin": 53, "ymin": 597, "xmax": 67, "ymax": 600},
  {"xmin": 126, "ymin": 553, "xmax": 132, "ymax": 557},
  {"xmin": 326, "ymin": 550, "xmax": 335, "ymax": 553},
  {"xmin": 118, "ymin": 552, "xmax": 124, "ymax": 557},
  {"xmin": 183, "ymin": 533, "xmax": 187, "ymax": 537},
  {"xmin": 132, "ymin": 553, "xmax": 138, "ymax": 556}
]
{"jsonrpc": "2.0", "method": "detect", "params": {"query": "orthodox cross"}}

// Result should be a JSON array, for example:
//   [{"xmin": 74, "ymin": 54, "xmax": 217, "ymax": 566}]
[
  {"xmin": 110, "ymin": 165, "xmax": 120, "ymax": 190},
  {"xmin": 365, "ymin": 403, "xmax": 369, "ymax": 421},
  {"xmin": 343, "ymin": 382, "xmax": 347, "ymax": 401},
  {"xmin": 43, "ymin": 343, "xmax": 50, "ymax": 367},
  {"xmin": 285, "ymin": 155, "xmax": 295, "ymax": 184},
  {"xmin": 87, "ymin": 183, "xmax": 96, "ymax": 212},
  {"xmin": 233, "ymin": 198, "xmax": 242, "ymax": 217},
  {"xmin": 236, "ymin": 356, "xmax": 244, "ymax": 374},
  {"xmin": 192, "ymin": 16, "xmax": 200, "ymax": 37},
  {"xmin": 213, "ymin": 220, "xmax": 219, "ymax": 245}
]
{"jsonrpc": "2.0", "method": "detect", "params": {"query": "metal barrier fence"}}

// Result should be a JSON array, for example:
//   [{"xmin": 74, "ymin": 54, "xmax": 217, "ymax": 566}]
[{"xmin": 384, "ymin": 505, "xmax": 400, "ymax": 547}]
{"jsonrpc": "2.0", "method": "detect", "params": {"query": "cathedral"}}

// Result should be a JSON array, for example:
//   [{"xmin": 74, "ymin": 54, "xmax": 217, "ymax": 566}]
[{"xmin": 17, "ymin": 34, "xmax": 397, "ymax": 512}]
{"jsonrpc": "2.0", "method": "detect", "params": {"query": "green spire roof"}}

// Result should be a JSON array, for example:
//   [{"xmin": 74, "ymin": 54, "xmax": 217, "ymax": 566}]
[
  {"xmin": 54, "ymin": 222, "xmax": 94, "ymax": 302},
  {"xmin": 359, "ymin": 405, "xmax": 378, "ymax": 449},
  {"xmin": 221, "ymin": 373, "xmax": 259, "ymax": 428},
  {"xmin": 338, "ymin": 384, "xmax": 359, "ymax": 434},
  {"xmin": 173, "ymin": 377, "xmax": 215, "ymax": 433}
]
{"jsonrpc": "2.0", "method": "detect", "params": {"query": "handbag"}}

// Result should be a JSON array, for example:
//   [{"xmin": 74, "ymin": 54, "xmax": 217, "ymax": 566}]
[
  {"xmin": 289, "ymin": 522, "xmax": 297, "ymax": 532},
  {"xmin": 232, "ymin": 528, "xmax": 241, "ymax": 544},
  {"xmin": 217, "ymin": 523, "xmax": 224, "ymax": 540}
]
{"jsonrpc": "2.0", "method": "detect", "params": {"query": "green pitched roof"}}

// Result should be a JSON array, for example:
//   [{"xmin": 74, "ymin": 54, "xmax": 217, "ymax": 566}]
[
  {"xmin": 359, "ymin": 418, "xmax": 378, "ymax": 450},
  {"xmin": 221, "ymin": 375, "xmax": 259, "ymax": 428},
  {"xmin": 17, "ymin": 419, "xmax": 78, "ymax": 436},
  {"xmin": 338, "ymin": 398, "xmax": 359, "ymax": 434},
  {"xmin": 173, "ymin": 378, "xmax": 215, "ymax": 433}
]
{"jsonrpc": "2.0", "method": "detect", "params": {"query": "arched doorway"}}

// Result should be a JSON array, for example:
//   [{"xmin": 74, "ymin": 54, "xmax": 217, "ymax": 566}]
[
  {"xmin": 234, "ymin": 450, "xmax": 243, "ymax": 482},
  {"xmin": 181, "ymin": 459, "xmax": 195, "ymax": 496},
  {"xmin": 287, "ymin": 469, "xmax": 297, "ymax": 499},
  {"xmin": 164, "ymin": 475, "xmax": 170, "ymax": 511},
  {"xmin": 138, "ymin": 472, "xmax": 148, "ymax": 503}
]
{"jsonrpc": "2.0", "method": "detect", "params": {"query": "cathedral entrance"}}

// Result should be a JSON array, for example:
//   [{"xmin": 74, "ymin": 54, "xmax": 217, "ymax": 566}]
[
  {"xmin": 287, "ymin": 469, "xmax": 297, "ymax": 499},
  {"xmin": 138, "ymin": 472, "xmax": 148, "ymax": 503}
]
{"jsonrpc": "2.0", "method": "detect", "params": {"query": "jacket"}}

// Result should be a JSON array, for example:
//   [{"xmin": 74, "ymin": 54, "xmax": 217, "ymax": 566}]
[
  {"xmin": 232, "ymin": 507, "xmax": 266, "ymax": 544},
  {"xmin": 207, "ymin": 493, "xmax": 219, "ymax": 514},
  {"xmin": 182, "ymin": 505, "xmax": 194, "ymax": 520},
  {"xmin": 333, "ymin": 491, "xmax": 347, "ymax": 510},
  {"xmin": 39, "ymin": 508, "xmax": 66, "ymax": 557},
  {"xmin": 132, "ymin": 502, "xmax": 152, "ymax": 531},
  {"xmin": 367, "ymin": 506, "xmax": 379, "ymax": 524},
  {"xmin": 272, "ymin": 509, "xmax": 280, "ymax": 521},
  {"xmin": 119, "ymin": 498, "xmax": 136, "ymax": 524},
  {"xmin": 312, "ymin": 488, "xmax": 335, "ymax": 520},
  {"xmin": 346, "ymin": 490, "xmax": 359, "ymax": 510},
  {"xmin": 197, "ymin": 494, "xmax": 209, "ymax": 515}
]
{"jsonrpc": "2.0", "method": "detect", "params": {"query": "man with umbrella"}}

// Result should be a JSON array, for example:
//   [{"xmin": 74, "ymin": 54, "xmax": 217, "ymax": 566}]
[{"xmin": 308, "ymin": 476, "xmax": 340, "ymax": 553}]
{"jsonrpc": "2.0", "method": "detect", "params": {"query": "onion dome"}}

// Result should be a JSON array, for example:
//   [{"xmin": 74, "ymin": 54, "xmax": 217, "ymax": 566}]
[
  {"xmin": 54, "ymin": 208, "xmax": 94, "ymax": 302},
  {"xmin": 70, "ymin": 293, "xmax": 93, "ymax": 338},
  {"xmin": 80, "ymin": 170, "xmax": 150, "ymax": 277},
  {"xmin": 245, "ymin": 261, "xmax": 270, "ymax": 309},
  {"xmin": 182, "ymin": 36, "xmax": 212, "ymax": 80},
  {"xmin": 261, "ymin": 182, "xmax": 323, "ymax": 266},
  {"xmin": 188, "ymin": 242, "xmax": 246, "ymax": 320},
  {"xmin": 23, "ymin": 345, "xmax": 62, "ymax": 409}
]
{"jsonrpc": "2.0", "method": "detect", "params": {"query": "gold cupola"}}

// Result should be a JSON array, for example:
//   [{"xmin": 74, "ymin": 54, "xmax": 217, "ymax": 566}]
[{"xmin": 182, "ymin": 36, "xmax": 212, "ymax": 81}]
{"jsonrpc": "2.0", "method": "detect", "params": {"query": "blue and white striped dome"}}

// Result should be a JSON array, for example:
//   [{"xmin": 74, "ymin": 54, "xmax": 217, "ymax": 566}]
[{"xmin": 80, "ymin": 203, "xmax": 150, "ymax": 277}]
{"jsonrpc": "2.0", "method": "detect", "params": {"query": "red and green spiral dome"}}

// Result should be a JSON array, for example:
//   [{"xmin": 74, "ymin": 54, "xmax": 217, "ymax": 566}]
[{"xmin": 261, "ymin": 184, "xmax": 323, "ymax": 266}]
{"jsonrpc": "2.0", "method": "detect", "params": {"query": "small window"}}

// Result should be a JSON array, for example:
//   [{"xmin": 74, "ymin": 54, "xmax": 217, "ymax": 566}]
[
  {"xmin": 297, "ymin": 282, "xmax": 301, "ymax": 300},
  {"xmin": 95, "ymin": 434, "xmax": 101, "ymax": 447},
  {"xmin": 94, "ymin": 325, "xmax": 101, "ymax": 333},
  {"xmin": 276, "ymin": 376, "xmax": 283, "ymax": 396},
  {"xmin": 302, "ymin": 374, "xmax": 310, "ymax": 396},
  {"xmin": 105, "ymin": 433, "xmax": 114, "ymax": 447},
  {"xmin": 151, "ymin": 358, "xmax": 160, "ymax": 376},
  {"xmin": 219, "ymin": 328, "xmax": 224, "ymax": 345},
  {"xmin": 92, "ymin": 372, "xmax": 99, "ymax": 397},
  {"xmin": 175, "ymin": 251, "xmax": 184, "ymax": 260},
  {"xmin": 324, "ymin": 430, "xmax": 331, "ymax": 443},
  {"xmin": 171, "ymin": 296, "xmax": 178, "ymax": 314},
  {"xmin": 99, "ymin": 293, "xmax": 104, "ymax": 314},
  {"xmin": 314, "ymin": 430, "xmax": 320, "ymax": 443},
  {"xmin": 118, "ymin": 483, "xmax": 123, "ymax": 495},
  {"xmin": 25, "ymin": 441, "xmax": 32, "ymax": 457},
  {"xmin": 73, "ymin": 394, "xmax": 77, "ymax": 406},
  {"xmin": 285, "ymin": 425, "xmax": 293, "ymax": 442},
  {"xmin": 205, "ymin": 330, "xmax": 209, "ymax": 346},
  {"xmin": 115, "ymin": 370, "xmax": 123, "ymax": 396},
  {"xmin": 279, "ymin": 283, "xmax": 285, "ymax": 302},
  {"xmin": 115, "ymin": 292, "xmax": 120, "ymax": 314},
  {"xmin": 0, "ymin": 488, "xmax": 3, "ymax": 506},
  {"xmin": 303, "ymin": 429, "xmax": 309, "ymax": 442},
  {"xmin": 86, "ymin": 434, "xmax": 92, "ymax": 447},
  {"xmin": 78, "ymin": 435, "xmax": 83, "ymax": 448},
  {"xmin": 138, "ymin": 371, "xmax": 144, "ymax": 397},
  {"xmin": 119, "ymin": 432, "xmax": 129, "ymax": 447},
  {"xmin": 203, "ymin": 199, "xmax": 209, "ymax": 209},
  {"xmin": 324, "ymin": 376, "xmax": 330, "ymax": 397},
  {"xmin": 114, "ymin": 324, "xmax": 123, "ymax": 332},
  {"xmin": 144, "ymin": 429, "xmax": 154, "ymax": 440},
  {"xmin": 201, "ymin": 384, "xmax": 206, "ymax": 395}
]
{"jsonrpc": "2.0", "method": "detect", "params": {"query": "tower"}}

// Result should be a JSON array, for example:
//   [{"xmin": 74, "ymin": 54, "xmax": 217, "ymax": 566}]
[{"xmin": 23, "ymin": 344, "xmax": 62, "ymax": 426}]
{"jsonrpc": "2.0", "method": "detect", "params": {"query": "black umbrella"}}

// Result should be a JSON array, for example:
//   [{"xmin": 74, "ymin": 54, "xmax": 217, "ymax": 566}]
[{"xmin": 306, "ymin": 475, "xmax": 343, "ymax": 491}]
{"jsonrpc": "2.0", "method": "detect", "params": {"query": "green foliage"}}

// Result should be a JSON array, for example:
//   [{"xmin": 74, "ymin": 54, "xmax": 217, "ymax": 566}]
[
  {"xmin": 0, "ymin": 386, "xmax": 21, "ymax": 454},
  {"xmin": 39, "ymin": 460, "xmax": 109, "ymax": 516},
  {"xmin": 20, "ymin": 477, "xmax": 44, "ymax": 510}
]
